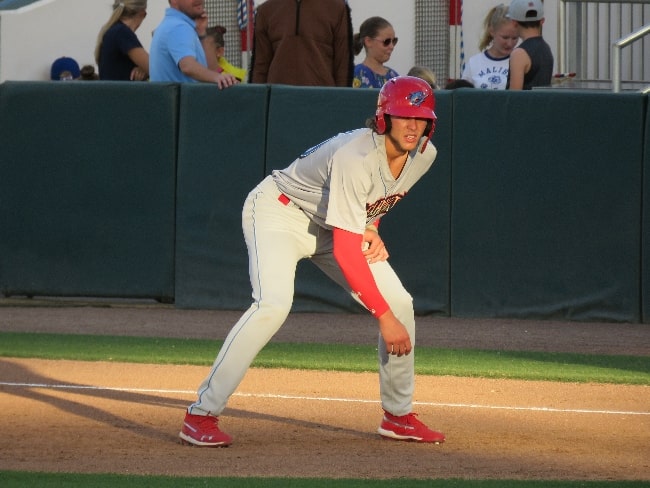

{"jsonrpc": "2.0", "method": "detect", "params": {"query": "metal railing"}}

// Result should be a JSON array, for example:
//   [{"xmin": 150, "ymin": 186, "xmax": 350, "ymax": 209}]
[
  {"xmin": 613, "ymin": 23, "xmax": 650, "ymax": 91},
  {"xmin": 559, "ymin": 0, "xmax": 650, "ymax": 90}
]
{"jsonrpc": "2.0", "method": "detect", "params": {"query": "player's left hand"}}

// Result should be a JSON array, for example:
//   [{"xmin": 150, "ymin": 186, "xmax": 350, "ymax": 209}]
[
  {"xmin": 378, "ymin": 310, "xmax": 412, "ymax": 356},
  {"xmin": 363, "ymin": 228, "xmax": 389, "ymax": 264}
]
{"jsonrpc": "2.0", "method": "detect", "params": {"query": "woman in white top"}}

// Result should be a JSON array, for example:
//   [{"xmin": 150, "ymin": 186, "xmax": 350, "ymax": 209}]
[{"xmin": 461, "ymin": 4, "xmax": 518, "ymax": 90}]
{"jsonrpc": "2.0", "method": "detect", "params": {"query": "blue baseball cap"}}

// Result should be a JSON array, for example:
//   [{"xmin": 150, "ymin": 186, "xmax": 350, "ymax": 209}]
[{"xmin": 51, "ymin": 57, "xmax": 81, "ymax": 80}]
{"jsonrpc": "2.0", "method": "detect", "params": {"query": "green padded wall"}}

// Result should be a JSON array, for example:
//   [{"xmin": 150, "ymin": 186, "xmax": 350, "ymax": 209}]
[
  {"xmin": 2, "ymin": 81, "xmax": 646, "ymax": 323},
  {"xmin": 0, "ymin": 81, "xmax": 178, "ymax": 300},
  {"xmin": 174, "ymin": 83, "xmax": 269, "ymax": 309},
  {"xmin": 265, "ymin": 86, "xmax": 451, "ymax": 315},
  {"xmin": 641, "ymin": 95, "xmax": 650, "ymax": 324},
  {"xmin": 451, "ymin": 90, "xmax": 645, "ymax": 322},
  {"xmin": 265, "ymin": 86, "xmax": 378, "ymax": 172}
]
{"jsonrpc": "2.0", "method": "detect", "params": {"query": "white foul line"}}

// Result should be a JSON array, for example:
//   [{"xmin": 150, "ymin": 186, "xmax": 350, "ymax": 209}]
[{"xmin": 1, "ymin": 381, "xmax": 648, "ymax": 417}]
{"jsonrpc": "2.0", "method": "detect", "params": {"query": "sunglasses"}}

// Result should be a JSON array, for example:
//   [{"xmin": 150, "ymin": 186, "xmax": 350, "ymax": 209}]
[{"xmin": 375, "ymin": 37, "xmax": 398, "ymax": 47}]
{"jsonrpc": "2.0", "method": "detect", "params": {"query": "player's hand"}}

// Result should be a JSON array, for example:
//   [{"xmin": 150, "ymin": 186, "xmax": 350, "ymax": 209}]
[
  {"xmin": 363, "ymin": 228, "xmax": 389, "ymax": 264},
  {"xmin": 378, "ymin": 310, "xmax": 412, "ymax": 357}
]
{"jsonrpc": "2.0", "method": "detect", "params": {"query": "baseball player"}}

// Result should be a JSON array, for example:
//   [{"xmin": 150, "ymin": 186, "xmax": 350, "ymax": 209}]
[{"xmin": 180, "ymin": 75, "xmax": 446, "ymax": 446}]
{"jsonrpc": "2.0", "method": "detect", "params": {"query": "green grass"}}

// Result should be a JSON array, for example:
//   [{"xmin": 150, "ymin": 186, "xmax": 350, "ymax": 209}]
[
  {"xmin": 1, "ymin": 472, "xmax": 649, "ymax": 487},
  {"xmin": 1, "ymin": 331, "xmax": 648, "ymax": 487},
  {"xmin": 0, "ymin": 331, "xmax": 648, "ymax": 385}
]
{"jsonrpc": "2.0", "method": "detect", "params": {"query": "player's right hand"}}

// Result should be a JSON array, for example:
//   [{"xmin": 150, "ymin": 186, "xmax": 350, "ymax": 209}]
[{"xmin": 378, "ymin": 310, "xmax": 412, "ymax": 357}]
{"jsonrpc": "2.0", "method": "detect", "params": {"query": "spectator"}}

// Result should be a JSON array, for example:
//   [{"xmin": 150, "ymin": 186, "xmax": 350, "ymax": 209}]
[
  {"xmin": 204, "ymin": 25, "xmax": 247, "ymax": 82},
  {"xmin": 352, "ymin": 16, "xmax": 399, "ymax": 88},
  {"xmin": 95, "ymin": 0, "xmax": 149, "ymax": 81},
  {"xmin": 445, "ymin": 79, "xmax": 475, "ymax": 89},
  {"xmin": 50, "ymin": 57, "xmax": 80, "ymax": 81},
  {"xmin": 249, "ymin": 0, "xmax": 353, "ymax": 86},
  {"xmin": 79, "ymin": 65, "xmax": 100, "ymax": 81},
  {"xmin": 407, "ymin": 65, "xmax": 438, "ymax": 89},
  {"xmin": 178, "ymin": 76, "xmax": 445, "ymax": 448},
  {"xmin": 461, "ymin": 4, "xmax": 518, "ymax": 89},
  {"xmin": 506, "ymin": 0, "xmax": 554, "ymax": 90},
  {"xmin": 149, "ymin": 0, "xmax": 237, "ymax": 88}
]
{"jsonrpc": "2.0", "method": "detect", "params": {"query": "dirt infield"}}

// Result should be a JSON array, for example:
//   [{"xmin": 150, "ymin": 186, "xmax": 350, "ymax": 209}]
[{"xmin": 1, "ymin": 302, "xmax": 649, "ymax": 480}]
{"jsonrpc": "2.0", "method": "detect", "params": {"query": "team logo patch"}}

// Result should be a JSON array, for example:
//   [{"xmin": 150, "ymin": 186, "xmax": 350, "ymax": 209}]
[
  {"xmin": 407, "ymin": 91, "xmax": 429, "ymax": 107},
  {"xmin": 366, "ymin": 192, "xmax": 407, "ymax": 221}
]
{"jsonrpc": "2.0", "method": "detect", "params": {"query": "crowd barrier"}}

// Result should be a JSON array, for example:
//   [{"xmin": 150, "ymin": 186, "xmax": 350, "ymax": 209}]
[
  {"xmin": 0, "ymin": 81, "xmax": 177, "ymax": 301},
  {"xmin": 0, "ymin": 81, "xmax": 647, "ymax": 323},
  {"xmin": 450, "ymin": 89, "xmax": 646, "ymax": 323},
  {"xmin": 639, "ymin": 99, "xmax": 650, "ymax": 324}
]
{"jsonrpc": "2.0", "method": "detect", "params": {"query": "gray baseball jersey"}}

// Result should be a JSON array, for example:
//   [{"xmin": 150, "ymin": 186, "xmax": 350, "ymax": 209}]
[{"xmin": 273, "ymin": 128, "xmax": 437, "ymax": 233}]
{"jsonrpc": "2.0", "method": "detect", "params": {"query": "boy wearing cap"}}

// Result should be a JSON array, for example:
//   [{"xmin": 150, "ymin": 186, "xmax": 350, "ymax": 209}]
[
  {"xmin": 50, "ymin": 57, "xmax": 81, "ymax": 81},
  {"xmin": 506, "ymin": 0, "xmax": 554, "ymax": 90}
]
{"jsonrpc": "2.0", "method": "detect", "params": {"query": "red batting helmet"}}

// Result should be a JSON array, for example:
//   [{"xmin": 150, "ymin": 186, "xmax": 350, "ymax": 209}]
[{"xmin": 375, "ymin": 75, "xmax": 437, "ymax": 151}]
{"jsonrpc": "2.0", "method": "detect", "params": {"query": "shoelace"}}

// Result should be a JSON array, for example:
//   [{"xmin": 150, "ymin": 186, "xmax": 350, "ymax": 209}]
[{"xmin": 196, "ymin": 415, "xmax": 220, "ymax": 431}]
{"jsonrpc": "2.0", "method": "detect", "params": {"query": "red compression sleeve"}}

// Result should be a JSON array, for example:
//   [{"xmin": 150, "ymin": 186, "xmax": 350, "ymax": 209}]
[{"xmin": 332, "ymin": 227, "xmax": 390, "ymax": 318}]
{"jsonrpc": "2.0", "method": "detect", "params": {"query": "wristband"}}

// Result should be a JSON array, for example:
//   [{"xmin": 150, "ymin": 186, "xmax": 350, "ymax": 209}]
[{"xmin": 365, "ymin": 223, "xmax": 378, "ymax": 233}]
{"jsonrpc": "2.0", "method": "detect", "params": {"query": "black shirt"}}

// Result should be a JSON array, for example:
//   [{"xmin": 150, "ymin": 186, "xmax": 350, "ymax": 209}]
[
  {"xmin": 507, "ymin": 36, "xmax": 554, "ymax": 90},
  {"xmin": 98, "ymin": 22, "xmax": 143, "ymax": 81}
]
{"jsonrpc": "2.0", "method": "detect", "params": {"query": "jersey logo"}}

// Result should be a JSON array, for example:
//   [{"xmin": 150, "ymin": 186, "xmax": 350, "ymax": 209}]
[
  {"xmin": 366, "ymin": 192, "xmax": 407, "ymax": 222},
  {"xmin": 407, "ymin": 91, "xmax": 429, "ymax": 107}
]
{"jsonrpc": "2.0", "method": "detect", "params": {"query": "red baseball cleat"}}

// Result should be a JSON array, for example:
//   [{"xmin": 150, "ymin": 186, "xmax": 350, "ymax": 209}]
[
  {"xmin": 378, "ymin": 411, "xmax": 445, "ymax": 443},
  {"xmin": 179, "ymin": 412, "xmax": 232, "ymax": 447}
]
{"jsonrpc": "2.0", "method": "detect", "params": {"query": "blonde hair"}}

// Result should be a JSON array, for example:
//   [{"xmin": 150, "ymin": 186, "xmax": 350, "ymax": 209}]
[
  {"xmin": 407, "ymin": 66, "xmax": 438, "ymax": 89},
  {"xmin": 95, "ymin": 0, "xmax": 147, "ymax": 65},
  {"xmin": 478, "ymin": 4, "xmax": 510, "ymax": 51}
]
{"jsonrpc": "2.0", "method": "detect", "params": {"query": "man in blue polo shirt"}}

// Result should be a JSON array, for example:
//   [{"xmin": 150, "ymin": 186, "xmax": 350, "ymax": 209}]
[{"xmin": 150, "ymin": 0, "xmax": 238, "ymax": 88}]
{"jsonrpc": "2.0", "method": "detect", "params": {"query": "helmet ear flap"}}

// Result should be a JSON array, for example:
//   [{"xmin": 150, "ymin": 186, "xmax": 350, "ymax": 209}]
[
  {"xmin": 420, "ymin": 118, "xmax": 437, "ymax": 153},
  {"xmin": 426, "ymin": 119, "xmax": 436, "ymax": 138},
  {"xmin": 376, "ymin": 113, "xmax": 386, "ymax": 134},
  {"xmin": 376, "ymin": 113, "xmax": 391, "ymax": 135}
]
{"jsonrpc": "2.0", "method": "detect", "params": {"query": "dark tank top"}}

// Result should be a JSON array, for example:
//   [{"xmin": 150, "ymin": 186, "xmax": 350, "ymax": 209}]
[{"xmin": 507, "ymin": 36, "xmax": 554, "ymax": 90}]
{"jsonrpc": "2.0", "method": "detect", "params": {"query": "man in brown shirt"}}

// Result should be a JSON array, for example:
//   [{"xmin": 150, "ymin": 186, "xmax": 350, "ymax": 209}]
[{"xmin": 249, "ymin": 0, "xmax": 353, "ymax": 86}]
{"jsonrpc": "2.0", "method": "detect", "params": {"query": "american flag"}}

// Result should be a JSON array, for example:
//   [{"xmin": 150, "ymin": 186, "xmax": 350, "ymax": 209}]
[
  {"xmin": 238, "ymin": 0, "xmax": 255, "ymax": 61},
  {"xmin": 237, "ymin": 0, "xmax": 251, "ymax": 31}
]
